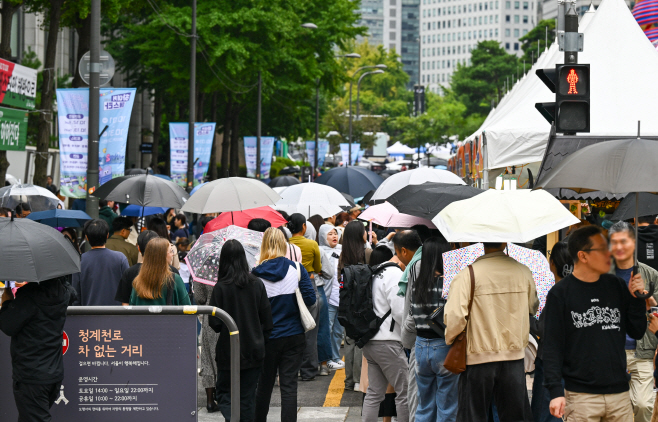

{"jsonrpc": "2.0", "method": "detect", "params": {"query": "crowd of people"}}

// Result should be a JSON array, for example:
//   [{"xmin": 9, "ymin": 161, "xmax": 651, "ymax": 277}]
[{"xmin": 5, "ymin": 195, "xmax": 658, "ymax": 422}]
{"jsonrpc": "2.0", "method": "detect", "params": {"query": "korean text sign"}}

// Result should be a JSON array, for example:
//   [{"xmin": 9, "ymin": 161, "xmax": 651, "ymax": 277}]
[
  {"xmin": 169, "ymin": 122, "xmax": 216, "ymax": 187},
  {"xmin": 244, "ymin": 136, "xmax": 275, "ymax": 179}
]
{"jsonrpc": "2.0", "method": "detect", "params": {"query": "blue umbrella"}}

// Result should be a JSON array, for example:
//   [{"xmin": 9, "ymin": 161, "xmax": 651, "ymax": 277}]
[
  {"xmin": 153, "ymin": 174, "xmax": 173, "ymax": 181},
  {"xmin": 26, "ymin": 209, "xmax": 92, "ymax": 228},
  {"xmin": 190, "ymin": 182, "xmax": 207, "ymax": 196},
  {"xmin": 121, "ymin": 205, "xmax": 168, "ymax": 217}
]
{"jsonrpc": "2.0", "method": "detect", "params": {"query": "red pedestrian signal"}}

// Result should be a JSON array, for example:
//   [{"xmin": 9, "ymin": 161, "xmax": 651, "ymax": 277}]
[
  {"xmin": 536, "ymin": 64, "xmax": 590, "ymax": 133},
  {"xmin": 566, "ymin": 69, "xmax": 579, "ymax": 94}
]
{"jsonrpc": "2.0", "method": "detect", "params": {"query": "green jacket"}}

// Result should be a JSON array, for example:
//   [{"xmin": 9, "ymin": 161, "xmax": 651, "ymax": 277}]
[
  {"xmin": 98, "ymin": 206, "xmax": 117, "ymax": 228},
  {"xmin": 129, "ymin": 274, "xmax": 191, "ymax": 306},
  {"xmin": 609, "ymin": 261, "xmax": 658, "ymax": 359}
]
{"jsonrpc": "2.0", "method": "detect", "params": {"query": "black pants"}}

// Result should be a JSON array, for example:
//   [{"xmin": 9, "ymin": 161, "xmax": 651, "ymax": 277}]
[
  {"xmin": 457, "ymin": 359, "xmax": 533, "ymax": 422},
  {"xmin": 254, "ymin": 334, "xmax": 306, "ymax": 422},
  {"xmin": 216, "ymin": 366, "xmax": 262, "ymax": 422},
  {"xmin": 13, "ymin": 381, "xmax": 60, "ymax": 422}
]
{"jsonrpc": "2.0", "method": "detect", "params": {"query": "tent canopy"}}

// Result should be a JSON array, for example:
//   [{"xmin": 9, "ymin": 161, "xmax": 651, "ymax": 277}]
[{"xmin": 387, "ymin": 141, "xmax": 418, "ymax": 155}]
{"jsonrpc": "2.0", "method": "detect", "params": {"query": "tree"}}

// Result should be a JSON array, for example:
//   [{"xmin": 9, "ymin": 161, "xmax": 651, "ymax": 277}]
[
  {"xmin": 450, "ymin": 40, "xmax": 519, "ymax": 117},
  {"xmin": 519, "ymin": 19, "xmax": 556, "ymax": 65}
]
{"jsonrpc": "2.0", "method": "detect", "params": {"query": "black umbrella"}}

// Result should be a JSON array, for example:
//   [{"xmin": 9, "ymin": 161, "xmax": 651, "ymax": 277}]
[
  {"xmin": 269, "ymin": 176, "xmax": 300, "ymax": 188},
  {"xmin": 314, "ymin": 166, "xmax": 384, "ymax": 198},
  {"xmin": 385, "ymin": 182, "xmax": 484, "ymax": 220},
  {"xmin": 363, "ymin": 189, "xmax": 376, "ymax": 205},
  {"xmin": 535, "ymin": 138, "xmax": 658, "ymax": 298},
  {"xmin": 341, "ymin": 192, "xmax": 356, "ymax": 208},
  {"xmin": 0, "ymin": 216, "xmax": 80, "ymax": 282},
  {"xmin": 611, "ymin": 193, "xmax": 658, "ymax": 221},
  {"xmin": 92, "ymin": 174, "xmax": 189, "ymax": 208}
]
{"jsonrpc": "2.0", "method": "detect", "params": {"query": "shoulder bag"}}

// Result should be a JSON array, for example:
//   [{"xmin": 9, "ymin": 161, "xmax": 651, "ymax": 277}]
[
  {"xmin": 443, "ymin": 265, "xmax": 476, "ymax": 374},
  {"xmin": 294, "ymin": 262, "xmax": 316, "ymax": 332}
]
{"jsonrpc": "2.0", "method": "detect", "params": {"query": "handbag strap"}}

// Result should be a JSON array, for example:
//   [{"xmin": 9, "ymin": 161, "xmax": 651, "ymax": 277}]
[
  {"xmin": 465, "ymin": 265, "xmax": 476, "ymax": 323},
  {"xmin": 295, "ymin": 262, "xmax": 301, "ymax": 282}
]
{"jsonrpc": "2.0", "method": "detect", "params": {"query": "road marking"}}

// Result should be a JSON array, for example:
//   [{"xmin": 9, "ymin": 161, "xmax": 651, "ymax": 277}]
[{"xmin": 323, "ymin": 360, "xmax": 346, "ymax": 407}]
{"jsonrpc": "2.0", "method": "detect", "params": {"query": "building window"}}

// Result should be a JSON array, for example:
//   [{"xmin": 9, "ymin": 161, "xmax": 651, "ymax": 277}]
[
  {"xmin": 484, "ymin": 16, "xmax": 488, "ymax": 24},
  {"xmin": 505, "ymin": 42, "xmax": 510, "ymax": 49},
  {"xmin": 523, "ymin": 29, "xmax": 528, "ymax": 35},
  {"xmin": 514, "ymin": 42, "xmax": 519, "ymax": 50},
  {"xmin": 390, "ymin": 32, "xmax": 396, "ymax": 40},
  {"xmin": 391, "ymin": 0, "xmax": 396, "ymax": 4},
  {"xmin": 514, "ymin": 28, "xmax": 519, "ymax": 37},
  {"xmin": 523, "ymin": 15, "xmax": 528, "ymax": 23},
  {"xmin": 495, "ymin": 28, "xmax": 498, "ymax": 36},
  {"xmin": 506, "ymin": 15, "xmax": 510, "ymax": 22},
  {"xmin": 469, "ymin": 4, "xmax": 472, "ymax": 11},
  {"xmin": 390, "ymin": 8, "xmax": 396, "ymax": 17},
  {"xmin": 390, "ymin": 43, "xmax": 396, "ymax": 50},
  {"xmin": 514, "ymin": 15, "xmax": 519, "ymax": 23},
  {"xmin": 423, "ymin": 9, "xmax": 426, "ymax": 17},
  {"xmin": 514, "ymin": 1, "xmax": 520, "ymax": 8},
  {"xmin": 505, "ymin": 28, "xmax": 510, "ymax": 37},
  {"xmin": 523, "ymin": 1, "xmax": 528, "ymax": 8},
  {"xmin": 496, "ymin": 15, "xmax": 499, "ymax": 23},
  {"xmin": 479, "ymin": 16, "xmax": 482, "ymax": 24},
  {"xmin": 390, "ymin": 20, "xmax": 396, "ymax": 29}
]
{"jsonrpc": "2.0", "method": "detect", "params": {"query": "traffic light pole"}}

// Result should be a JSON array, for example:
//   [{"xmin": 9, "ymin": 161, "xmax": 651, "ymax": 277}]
[{"xmin": 85, "ymin": 0, "xmax": 100, "ymax": 219}]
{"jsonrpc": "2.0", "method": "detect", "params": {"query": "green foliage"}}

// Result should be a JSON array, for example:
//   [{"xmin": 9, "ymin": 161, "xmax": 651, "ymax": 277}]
[
  {"xmin": 519, "ymin": 19, "xmax": 556, "ymax": 65},
  {"xmin": 270, "ymin": 157, "xmax": 305, "ymax": 178}
]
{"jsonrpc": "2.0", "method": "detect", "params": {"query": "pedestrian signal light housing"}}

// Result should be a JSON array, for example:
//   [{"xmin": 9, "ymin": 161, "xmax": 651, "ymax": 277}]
[{"xmin": 535, "ymin": 64, "xmax": 590, "ymax": 133}]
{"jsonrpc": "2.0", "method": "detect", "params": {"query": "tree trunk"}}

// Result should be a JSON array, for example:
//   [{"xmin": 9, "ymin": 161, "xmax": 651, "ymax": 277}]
[
  {"xmin": 0, "ymin": 1, "xmax": 22, "ymax": 187},
  {"xmin": 150, "ymin": 90, "xmax": 162, "ymax": 173},
  {"xmin": 229, "ymin": 109, "xmax": 240, "ymax": 177},
  {"xmin": 208, "ymin": 92, "xmax": 218, "ymax": 180},
  {"xmin": 71, "ymin": 15, "xmax": 91, "ymax": 88},
  {"xmin": 220, "ymin": 94, "xmax": 232, "ymax": 178},
  {"xmin": 34, "ymin": 0, "xmax": 64, "ymax": 187}
]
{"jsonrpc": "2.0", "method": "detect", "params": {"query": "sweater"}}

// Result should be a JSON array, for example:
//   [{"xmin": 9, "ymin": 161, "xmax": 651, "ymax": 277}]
[
  {"xmin": 542, "ymin": 273, "xmax": 647, "ymax": 399},
  {"xmin": 371, "ymin": 264, "xmax": 405, "ymax": 342},
  {"xmin": 129, "ymin": 274, "xmax": 191, "ymax": 306},
  {"xmin": 208, "ymin": 274, "xmax": 273, "ymax": 369},
  {"xmin": 289, "ymin": 235, "xmax": 322, "ymax": 274},
  {"xmin": 252, "ymin": 257, "xmax": 316, "ymax": 339},
  {"xmin": 72, "ymin": 248, "xmax": 129, "ymax": 306}
]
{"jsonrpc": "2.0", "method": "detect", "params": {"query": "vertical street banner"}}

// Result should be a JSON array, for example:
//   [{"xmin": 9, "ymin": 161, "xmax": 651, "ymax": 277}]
[
  {"xmin": 0, "ymin": 57, "xmax": 37, "ymax": 110},
  {"xmin": 339, "ymin": 143, "xmax": 360, "ymax": 166},
  {"xmin": 0, "ymin": 106, "xmax": 28, "ymax": 151},
  {"xmin": 168, "ymin": 122, "xmax": 216, "ymax": 188},
  {"xmin": 305, "ymin": 141, "xmax": 315, "ymax": 169},
  {"xmin": 57, "ymin": 88, "xmax": 136, "ymax": 198},
  {"xmin": 317, "ymin": 140, "xmax": 329, "ymax": 167},
  {"xmin": 244, "ymin": 136, "xmax": 275, "ymax": 179}
]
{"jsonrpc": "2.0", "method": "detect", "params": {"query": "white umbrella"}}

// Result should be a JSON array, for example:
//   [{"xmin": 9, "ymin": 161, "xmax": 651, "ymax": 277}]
[
  {"xmin": 272, "ymin": 186, "xmax": 288, "ymax": 195},
  {"xmin": 181, "ymin": 177, "xmax": 281, "ymax": 214},
  {"xmin": 432, "ymin": 189, "xmax": 580, "ymax": 243},
  {"xmin": 370, "ymin": 168, "xmax": 465, "ymax": 203},
  {"xmin": 273, "ymin": 183, "xmax": 351, "ymax": 218},
  {"xmin": 0, "ymin": 183, "xmax": 60, "ymax": 211}
]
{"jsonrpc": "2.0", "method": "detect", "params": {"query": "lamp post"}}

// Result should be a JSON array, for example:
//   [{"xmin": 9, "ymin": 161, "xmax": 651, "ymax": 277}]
[
  {"xmin": 356, "ymin": 70, "xmax": 384, "ymax": 119},
  {"xmin": 348, "ymin": 64, "xmax": 386, "ymax": 166}
]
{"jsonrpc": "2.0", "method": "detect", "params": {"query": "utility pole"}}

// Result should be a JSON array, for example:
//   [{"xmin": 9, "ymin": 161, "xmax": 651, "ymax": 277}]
[
  {"xmin": 186, "ymin": 0, "xmax": 196, "ymax": 193},
  {"xmin": 314, "ymin": 78, "xmax": 319, "ymax": 180},
  {"xmin": 85, "ymin": 0, "xmax": 100, "ymax": 218},
  {"xmin": 256, "ymin": 71, "xmax": 262, "ymax": 179}
]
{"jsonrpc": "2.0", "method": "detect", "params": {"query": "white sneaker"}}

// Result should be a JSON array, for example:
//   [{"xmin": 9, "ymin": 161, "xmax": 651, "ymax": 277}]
[
  {"xmin": 354, "ymin": 383, "xmax": 361, "ymax": 392},
  {"xmin": 327, "ymin": 360, "xmax": 345, "ymax": 370}
]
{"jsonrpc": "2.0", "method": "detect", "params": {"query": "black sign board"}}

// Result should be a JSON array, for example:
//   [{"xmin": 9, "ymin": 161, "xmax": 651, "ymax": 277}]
[
  {"xmin": 140, "ymin": 143, "xmax": 154, "ymax": 154},
  {"xmin": 0, "ymin": 315, "xmax": 197, "ymax": 421}
]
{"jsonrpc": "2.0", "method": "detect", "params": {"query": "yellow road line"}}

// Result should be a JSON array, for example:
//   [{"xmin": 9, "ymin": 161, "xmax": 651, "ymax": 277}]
[{"xmin": 323, "ymin": 360, "xmax": 346, "ymax": 407}]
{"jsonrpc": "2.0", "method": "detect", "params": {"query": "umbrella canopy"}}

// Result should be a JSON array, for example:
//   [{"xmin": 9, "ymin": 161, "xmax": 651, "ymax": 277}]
[
  {"xmin": 341, "ymin": 192, "xmax": 356, "ymax": 208},
  {"xmin": 0, "ymin": 184, "xmax": 59, "ymax": 211},
  {"xmin": 204, "ymin": 207, "xmax": 288, "ymax": 233},
  {"xmin": 385, "ymin": 182, "xmax": 484, "ymax": 220},
  {"xmin": 190, "ymin": 182, "xmax": 207, "ymax": 196},
  {"xmin": 362, "ymin": 189, "xmax": 376, "ymax": 205},
  {"xmin": 433, "ymin": 189, "xmax": 580, "ymax": 243},
  {"xmin": 0, "ymin": 217, "xmax": 81, "ymax": 282},
  {"xmin": 314, "ymin": 166, "xmax": 384, "ymax": 198},
  {"xmin": 269, "ymin": 176, "xmax": 300, "ymax": 188},
  {"xmin": 358, "ymin": 202, "xmax": 437, "ymax": 229},
  {"xmin": 92, "ymin": 174, "xmax": 189, "ymax": 208},
  {"xmin": 611, "ymin": 193, "xmax": 658, "ymax": 221},
  {"xmin": 26, "ymin": 209, "xmax": 92, "ymax": 228},
  {"xmin": 152, "ymin": 173, "xmax": 173, "ymax": 181},
  {"xmin": 369, "ymin": 168, "xmax": 465, "ymax": 204},
  {"xmin": 273, "ymin": 182, "xmax": 351, "ymax": 218},
  {"xmin": 181, "ymin": 177, "xmax": 281, "ymax": 214},
  {"xmin": 185, "ymin": 225, "xmax": 263, "ymax": 286},
  {"xmin": 120, "ymin": 205, "xmax": 168, "ymax": 217}
]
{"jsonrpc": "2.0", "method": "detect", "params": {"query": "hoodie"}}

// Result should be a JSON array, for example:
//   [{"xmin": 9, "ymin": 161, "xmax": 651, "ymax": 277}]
[
  {"xmin": 318, "ymin": 224, "xmax": 342, "ymax": 306},
  {"xmin": 252, "ymin": 257, "xmax": 316, "ymax": 339},
  {"xmin": 0, "ymin": 277, "xmax": 75, "ymax": 384},
  {"xmin": 638, "ymin": 224, "xmax": 658, "ymax": 272}
]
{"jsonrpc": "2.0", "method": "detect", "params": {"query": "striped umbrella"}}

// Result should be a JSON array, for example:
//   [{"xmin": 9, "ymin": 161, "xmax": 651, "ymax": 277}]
[{"xmin": 633, "ymin": 0, "xmax": 658, "ymax": 26}]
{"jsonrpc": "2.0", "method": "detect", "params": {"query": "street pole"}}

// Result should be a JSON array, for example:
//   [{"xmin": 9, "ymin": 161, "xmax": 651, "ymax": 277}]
[
  {"xmin": 85, "ymin": 0, "xmax": 100, "ymax": 218},
  {"xmin": 348, "ymin": 80, "xmax": 353, "ymax": 167},
  {"xmin": 256, "ymin": 71, "xmax": 261, "ymax": 179},
  {"xmin": 564, "ymin": 2, "xmax": 578, "ymax": 64},
  {"xmin": 186, "ymin": 0, "xmax": 196, "ymax": 193},
  {"xmin": 314, "ymin": 78, "xmax": 319, "ymax": 180}
]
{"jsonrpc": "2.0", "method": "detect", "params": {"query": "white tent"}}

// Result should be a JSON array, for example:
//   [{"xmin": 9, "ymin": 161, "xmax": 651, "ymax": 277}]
[
  {"xmin": 473, "ymin": 0, "xmax": 658, "ymax": 170},
  {"xmin": 386, "ymin": 141, "xmax": 417, "ymax": 155}
]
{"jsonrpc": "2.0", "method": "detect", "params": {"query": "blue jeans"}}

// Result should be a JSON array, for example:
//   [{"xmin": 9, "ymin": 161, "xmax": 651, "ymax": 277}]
[
  {"xmin": 531, "ymin": 357, "xmax": 562, "ymax": 422},
  {"xmin": 316, "ymin": 288, "xmax": 332, "ymax": 363},
  {"xmin": 415, "ymin": 336, "xmax": 459, "ymax": 422},
  {"xmin": 327, "ymin": 304, "xmax": 343, "ymax": 362}
]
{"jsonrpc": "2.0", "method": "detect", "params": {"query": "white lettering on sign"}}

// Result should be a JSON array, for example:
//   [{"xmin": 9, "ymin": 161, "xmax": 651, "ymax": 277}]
[{"xmin": 0, "ymin": 121, "xmax": 20, "ymax": 146}]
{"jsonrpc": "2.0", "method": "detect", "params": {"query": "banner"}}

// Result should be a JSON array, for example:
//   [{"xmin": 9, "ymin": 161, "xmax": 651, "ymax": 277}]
[
  {"xmin": 0, "ymin": 106, "xmax": 28, "ymax": 151},
  {"xmin": 340, "ymin": 143, "xmax": 360, "ymax": 166},
  {"xmin": 317, "ymin": 140, "xmax": 329, "ymax": 167},
  {"xmin": 305, "ymin": 140, "xmax": 329, "ymax": 169},
  {"xmin": 57, "ymin": 88, "xmax": 136, "ymax": 198},
  {"xmin": 0, "ymin": 58, "xmax": 37, "ymax": 110},
  {"xmin": 244, "ymin": 136, "xmax": 275, "ymax": 179},
  {"xmin": 168, "ymin": 122, "xmax": 216, "ymax": 188}
]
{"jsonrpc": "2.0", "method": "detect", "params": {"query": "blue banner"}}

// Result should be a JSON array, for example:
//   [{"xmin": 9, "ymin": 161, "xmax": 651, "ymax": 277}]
[
  {"xmin": 340, "ymin": 143, "xmax": 360, "ymax": 166},
  {"xmin": 244, "ymin": 136, "xmax": 275, "ymax": 179},
  {"xmin": 305, "ymin": 140, "xmax": 329, "ymax": 169},
  {"xmin": 169, "ymin": 122, "xmax": 216, "ymax": 187},
  {"xmin": 317, "ymin": 140, "xmax": 329, "ymax": 167},
  {"xmin": 57, "ymin": 88, "xmax": 136, "ymax": 198}
]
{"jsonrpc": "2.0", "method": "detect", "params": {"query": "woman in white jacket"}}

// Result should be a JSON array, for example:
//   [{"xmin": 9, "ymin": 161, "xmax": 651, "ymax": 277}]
[{"xmin": 317, "ymin": 224, "xmax": 343, "ymax": 368}]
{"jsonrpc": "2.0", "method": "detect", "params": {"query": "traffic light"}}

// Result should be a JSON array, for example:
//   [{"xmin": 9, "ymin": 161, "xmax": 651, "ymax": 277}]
[
  {"xmin": 414, "ymin": 85, "xmax": 425, "ymax": 116},
  {"xmin": 535, "ymin": 64, "xmax": 590, "ymax": 133}
]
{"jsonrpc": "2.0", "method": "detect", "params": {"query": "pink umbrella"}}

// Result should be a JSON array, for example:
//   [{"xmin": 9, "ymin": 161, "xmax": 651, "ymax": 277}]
[{"xmin": 358, "ymin": 202, "xmax": 437, "ymax": 229}]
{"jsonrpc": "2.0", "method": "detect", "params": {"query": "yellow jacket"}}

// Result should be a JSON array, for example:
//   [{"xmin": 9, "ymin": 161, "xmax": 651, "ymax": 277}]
[{"xmin": 444, "ymin": 251, "xmax": 539, "ymax": 365}]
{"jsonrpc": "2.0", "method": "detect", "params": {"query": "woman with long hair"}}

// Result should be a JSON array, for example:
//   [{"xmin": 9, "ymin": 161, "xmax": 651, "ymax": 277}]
[
  {"xmin": 129, "ymin": 238, "xmax": 190, "ymax": 306},
  {"xmin": 253, "ymin": 228, "xmax": 315, "ymax": 422},
  {"xmin": 207, "ymin": 239, "xmax": 273, "ymax": 422},
  {"xmin": 408, "ymin": 236, "xmax": 458, "ymax": 421},
  {"xmin": 62, "ymin": 227, "xmax": 81, "ymax": 255},
  {"xmin": 308, "ymin": 214, "xmax": 325, "ymax": 242}
]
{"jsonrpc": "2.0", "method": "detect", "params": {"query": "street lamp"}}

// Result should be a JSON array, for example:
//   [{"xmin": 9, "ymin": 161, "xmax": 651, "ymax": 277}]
[
  {"xmin": 347, "ymin": 65, "xmax": 387, "ymax": 166},
  {"xmin": 356, "ymin": 70, "xmax": 385, "ymax": 119}
]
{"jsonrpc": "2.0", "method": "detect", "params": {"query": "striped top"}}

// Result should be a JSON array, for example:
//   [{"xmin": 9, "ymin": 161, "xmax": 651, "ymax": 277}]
[{"xmin": 410, "ymin": 275, "xmax": 445, "ymax": 338}]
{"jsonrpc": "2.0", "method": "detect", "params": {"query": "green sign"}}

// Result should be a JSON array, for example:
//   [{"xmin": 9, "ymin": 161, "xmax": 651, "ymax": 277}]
[{"xmin": 0, "ymin": 106, "xmax": 28, "ymax": 151}]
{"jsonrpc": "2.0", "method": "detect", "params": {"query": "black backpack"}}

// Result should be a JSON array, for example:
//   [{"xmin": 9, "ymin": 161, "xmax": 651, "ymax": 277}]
[{"xmin": 338, "ymin": 262, "xmax": 399, "ymax": 348}]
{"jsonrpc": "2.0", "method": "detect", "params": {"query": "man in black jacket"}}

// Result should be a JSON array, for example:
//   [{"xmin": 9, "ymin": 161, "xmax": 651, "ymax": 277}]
[
  {"xmin": 543, "ymin": 226, "xmax": 648, "ymax": 420},
  {"xmin": 637, "ymin": 215, "xmax": 658, "ymax": 272},
  {"xmin": 0, "ymin": 276, "xmax": 75, "ymax": 422}
]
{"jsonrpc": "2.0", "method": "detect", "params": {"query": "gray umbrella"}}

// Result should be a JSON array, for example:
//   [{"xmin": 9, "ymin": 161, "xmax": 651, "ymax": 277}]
[
  {"xmin": 181, "ymin": 177, "xmax": 281, "ymax": 214},
  {"xmin": 611, "ymin": 193, "xmax": 658, "ymax": 221},
  {"xmin": 535, "ymin": 138, "xmax": 658, "ymax": 296},
  {"xmin": 92, "ymin": 174, "xmax": 189, "ymax": 208},
  {"xmin": 0, "ymin": 216, "xmax": 80, "ymax": 282}
]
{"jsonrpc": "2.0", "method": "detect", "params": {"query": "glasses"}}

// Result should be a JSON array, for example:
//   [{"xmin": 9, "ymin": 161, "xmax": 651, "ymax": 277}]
[{"xmin": 582, "ymin": 247, "xmax": 609, "ymax": 253}]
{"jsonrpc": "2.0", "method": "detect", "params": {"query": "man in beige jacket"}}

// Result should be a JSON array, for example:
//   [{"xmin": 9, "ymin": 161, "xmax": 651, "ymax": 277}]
[{"xmin": 444, "ymin": 242, "xmax": 539, "ymax": 422}]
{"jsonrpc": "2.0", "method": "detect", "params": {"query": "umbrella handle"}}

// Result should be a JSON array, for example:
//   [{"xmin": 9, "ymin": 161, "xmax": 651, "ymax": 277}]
[{"xmin": 633, "ymin": 264, "xmax": 655, "ymax": 299}]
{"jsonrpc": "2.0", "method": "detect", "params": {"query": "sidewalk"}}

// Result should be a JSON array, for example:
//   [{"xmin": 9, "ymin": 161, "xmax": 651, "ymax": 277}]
[{"xmin": 197, "ymin": 406, "xmax": 363, "ymax": 421}]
